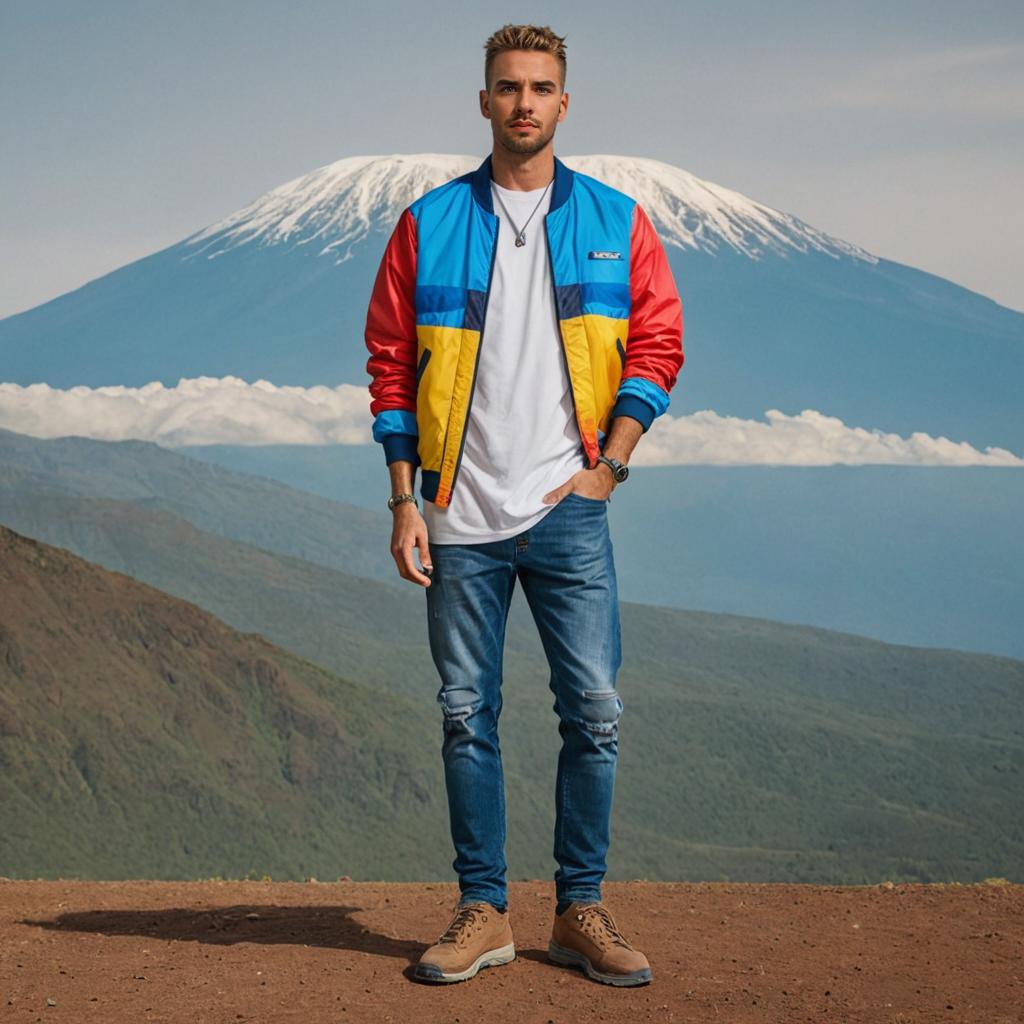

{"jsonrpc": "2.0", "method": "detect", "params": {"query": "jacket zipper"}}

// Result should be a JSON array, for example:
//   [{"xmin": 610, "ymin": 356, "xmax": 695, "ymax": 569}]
[
  {"xmin": 447, "ymin": 217, "xmax": 501, "ymax": 499},
  {"xmin": 544, "ymin": 214, "xmax": 588, "ymax": 466}
]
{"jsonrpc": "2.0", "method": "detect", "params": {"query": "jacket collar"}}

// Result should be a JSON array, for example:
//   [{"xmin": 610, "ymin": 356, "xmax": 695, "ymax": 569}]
[{"xmin": 470, "ymin": 152, "xmax": 574, "ymax": 215}]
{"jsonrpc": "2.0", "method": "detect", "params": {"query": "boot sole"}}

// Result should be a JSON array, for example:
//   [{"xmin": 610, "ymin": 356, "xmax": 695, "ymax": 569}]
[
  {"xmin": 413, "ymin": 942, "xmax": 516, "ymax": 983},
  {"xmin": 547, "ymin": 940, "xmax": 652, "ymax": 986}
]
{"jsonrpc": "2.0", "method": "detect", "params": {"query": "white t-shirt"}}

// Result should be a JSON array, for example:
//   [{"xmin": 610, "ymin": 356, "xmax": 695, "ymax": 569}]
[{"xmin": 423, "ymin": 179, "xmax": 585, "ymax": 544}]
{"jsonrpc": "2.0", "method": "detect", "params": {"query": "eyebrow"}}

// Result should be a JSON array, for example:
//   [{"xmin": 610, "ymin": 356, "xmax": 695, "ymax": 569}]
[{"xmin": 495, "ymin": 78, "xmax": 558, "ymax": 88}]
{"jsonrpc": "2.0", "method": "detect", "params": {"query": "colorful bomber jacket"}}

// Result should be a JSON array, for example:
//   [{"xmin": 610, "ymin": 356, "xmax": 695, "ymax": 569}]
[{"xmin": 364, "ymin": 153, "xmax": 684, "ymax": 508}]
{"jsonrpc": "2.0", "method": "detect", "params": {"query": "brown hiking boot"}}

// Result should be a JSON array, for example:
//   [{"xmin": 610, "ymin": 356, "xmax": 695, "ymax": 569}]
[
  {"xmin": 548, "ymin": 900, "xmax": 652, "ymax": 986},
  {"xmin": 413, "ymin": 900, "xmax": 515, "ymax": 983}
]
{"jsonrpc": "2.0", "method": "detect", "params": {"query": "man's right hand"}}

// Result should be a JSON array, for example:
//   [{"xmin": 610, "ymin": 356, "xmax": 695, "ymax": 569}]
[{"xmin": 390, "ymin": 503, "xmax": 433, "ymax": 587}]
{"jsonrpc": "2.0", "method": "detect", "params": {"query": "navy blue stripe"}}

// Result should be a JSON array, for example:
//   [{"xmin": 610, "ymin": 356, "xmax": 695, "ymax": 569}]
[
  {"xmin": 420, "ymin": 469, "xmax": 440, "ymax": 502},
  {"xmin": 382, "ymin": 433, "xmax": 420, "ymax": 465},
  {"xmin": 464, "ymin": 289, "xmax": 487, "ymax": 332},
  {"xmin": 550, "ymin": 155, "xmax": 574, "ymax": 211},
  {"xmin": 470, "ymin": 156, "xmax": 495, "ymax": 214},
  {"xmin": 470, "ymin": 153, "xmax": 575, "ymax": 214},
  {"xmin": 415, "ymin": 347, "xmax": 431, "ymax": 384},
  {"xmin": 611, "ymin": 393, "xmax": 656, "ymax": 432},
  {"xmin": 555, "ymin": 282, "xmax": 630, "ymax": 319},
  {"xmin": 556, "ymin": 283, "xmax": 582, "ymax": 319}
]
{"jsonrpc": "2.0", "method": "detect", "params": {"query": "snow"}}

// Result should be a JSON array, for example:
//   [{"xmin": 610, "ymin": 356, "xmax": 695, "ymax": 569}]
[
  {"xmin": 568, "ymin": 155, "xmax": 877, "ymax": 263},
  {"xmin": 182, "ymin": 153, "xmax": 878, "ymax": 265}
]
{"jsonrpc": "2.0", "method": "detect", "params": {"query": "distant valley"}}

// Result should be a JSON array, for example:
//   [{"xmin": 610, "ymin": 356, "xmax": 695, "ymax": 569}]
[{"xmin": 2, "ymin": 432, "xmax": 1021, "ymax": 883}]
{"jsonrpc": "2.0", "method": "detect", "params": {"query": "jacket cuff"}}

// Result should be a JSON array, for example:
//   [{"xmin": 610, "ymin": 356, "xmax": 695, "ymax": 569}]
[
  {"xmin": 382, "ymin": 433, "xmax": 420, "ymax": 466},
  {"xmin": 610, "ymin": 393, "xmax": 657, "ymax": 432}
]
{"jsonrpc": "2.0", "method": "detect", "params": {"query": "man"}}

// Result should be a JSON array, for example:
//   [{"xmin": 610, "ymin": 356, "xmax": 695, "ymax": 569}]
[{"xmin": 364, "ymin": 23, "xmax": 683, "ymax": 986}]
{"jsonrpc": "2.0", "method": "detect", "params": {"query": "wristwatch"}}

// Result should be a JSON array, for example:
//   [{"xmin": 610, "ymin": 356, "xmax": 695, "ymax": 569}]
[
  {"xmin": 387, "ymin": 492, "xmax": 418, "ymax": 511},
  {"xmin": 597, "ymin": 454, "xmax": 629, "ymax": 483}
]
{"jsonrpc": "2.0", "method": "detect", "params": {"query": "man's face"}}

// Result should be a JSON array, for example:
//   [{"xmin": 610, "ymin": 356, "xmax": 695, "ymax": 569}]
[{"xmin": 480, "ymin": 50, "xmax": 568, "ymax": 157}]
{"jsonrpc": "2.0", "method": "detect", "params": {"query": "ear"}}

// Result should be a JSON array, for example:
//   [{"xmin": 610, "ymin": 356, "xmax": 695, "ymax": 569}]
[
  {"xmin": 557, "ymin": 91, "xmax": 570, "ymax": 123},
  {"xmin": 479, "ymin": 89, "xmax": 491, "ymax": 119}
]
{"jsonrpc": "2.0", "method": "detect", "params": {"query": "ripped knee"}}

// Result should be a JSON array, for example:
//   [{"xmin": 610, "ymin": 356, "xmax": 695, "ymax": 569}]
[
  {"xmin": 437, "ymin": 689, "xmax": 484, "ymax": 734},
  {"xmin": 573, "ymin": 688, "xmax": 623, "ymax": 737}
]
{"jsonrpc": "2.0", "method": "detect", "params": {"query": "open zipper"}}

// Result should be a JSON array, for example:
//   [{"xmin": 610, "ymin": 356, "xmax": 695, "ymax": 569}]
[
  {"xmin": 445, "ymin": 217, "xmax": 501, "ymax": 501},
  {"xmin": 543, "ymin": 213, "xmax": 588, "ymax": 466},
  {"xmin": 446, "ymin": 205, "xmax": 593, "ymax": 502}
]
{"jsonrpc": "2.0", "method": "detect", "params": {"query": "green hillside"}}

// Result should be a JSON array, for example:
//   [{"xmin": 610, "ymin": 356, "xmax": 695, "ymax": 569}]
[
  {"xmin": 0, "ymin": 524, "xmax": 453, "ymax": 882},
  {"xmin": 0, "ymin": 426, "xmax": 395, "ymax": 583},
  {"xmin": 2, "ymin": 484, "xmax": 1022, "ymax": 884}
]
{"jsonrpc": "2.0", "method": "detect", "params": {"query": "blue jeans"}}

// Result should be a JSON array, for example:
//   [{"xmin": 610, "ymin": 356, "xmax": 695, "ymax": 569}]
[{"xmin": 425, "ymin": 491, "xmax": 624, "ymax": 909}]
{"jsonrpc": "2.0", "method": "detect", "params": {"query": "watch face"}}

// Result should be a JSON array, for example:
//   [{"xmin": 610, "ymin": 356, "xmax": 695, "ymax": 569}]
[{"xmin": 600, "ymin": 456, "xmax": 628, "ymax": 482}]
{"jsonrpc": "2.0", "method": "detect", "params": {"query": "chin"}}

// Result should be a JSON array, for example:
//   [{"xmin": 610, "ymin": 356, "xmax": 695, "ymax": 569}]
[{"xmin": 500, "ymin": 132, "xmax": 553, "ymax": 156}]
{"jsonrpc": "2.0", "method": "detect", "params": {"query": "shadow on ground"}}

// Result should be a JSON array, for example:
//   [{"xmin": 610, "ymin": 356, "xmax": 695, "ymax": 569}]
[{"xmin": 25, "ymin": 902, "xmax": 420, "ymax": 960}]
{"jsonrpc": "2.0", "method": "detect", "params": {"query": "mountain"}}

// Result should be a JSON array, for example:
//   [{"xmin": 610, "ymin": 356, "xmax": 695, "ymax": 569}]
[
  {"xmin": 3, "ymin": 475, "xmax": 1023, "ymax": 882},
  {"xmin": 0, "ymin": 425, "xmax": 395, "ymax": 584},
  {"xmin": 174, "ymin": 438, "xmax": 1024, "ymax": 661},
  {"xmin": 0, "ymin": 522, "xmax": 453, "ymax": 881},
  {"xmin": 4, "ymin": 425, "xmax": 1023, "ymax": 659},
  {"xmin": 1, "ymin": 154, "xmax": 1021, "ymax": 451}
]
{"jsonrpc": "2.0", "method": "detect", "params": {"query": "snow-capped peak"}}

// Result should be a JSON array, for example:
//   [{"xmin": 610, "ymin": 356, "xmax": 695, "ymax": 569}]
[
  {"xmin": 569, "ymin": 155, "xmax": 876, "ymax": 263},
  {"xmin": 183, "ymin": 154, "xmax": 472, "ymax": 264},
  {"xmin": 183, "ymin": 153, "xmax": 876, "ymax": 265}
]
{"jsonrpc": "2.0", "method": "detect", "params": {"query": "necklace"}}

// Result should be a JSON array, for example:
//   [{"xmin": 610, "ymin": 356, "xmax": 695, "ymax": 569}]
[{"xmin": 492, "ymin": 177, "xmax": 554, "ymax": 247}]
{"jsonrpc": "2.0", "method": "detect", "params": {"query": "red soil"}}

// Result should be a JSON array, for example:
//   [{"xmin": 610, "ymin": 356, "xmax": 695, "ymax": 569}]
[{"xmin": 1, "ymin": 878, "xmax": 1021, "ymax": 1023}]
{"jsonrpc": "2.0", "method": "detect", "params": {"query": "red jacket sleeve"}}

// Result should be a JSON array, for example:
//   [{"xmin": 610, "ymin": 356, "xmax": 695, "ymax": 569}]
[
  {"xmin": 612, "ymin": 203, "xmax": 684, "ymax": 430},
  {"xmin": 364, "ymin": 207, "xmax": 419, "ymax": 462}
]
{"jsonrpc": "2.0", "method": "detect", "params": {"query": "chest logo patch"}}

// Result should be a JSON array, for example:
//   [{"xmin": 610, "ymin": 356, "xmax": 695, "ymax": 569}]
[{"xmin": 588, "ymin": 250, "xmax": 623, "ymax": 260}]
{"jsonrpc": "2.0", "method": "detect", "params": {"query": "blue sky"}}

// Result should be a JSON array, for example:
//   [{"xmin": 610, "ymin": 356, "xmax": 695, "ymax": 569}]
[{"xmin": 1, "ymin": 0, "xmax": 1022, "ymax": 318}]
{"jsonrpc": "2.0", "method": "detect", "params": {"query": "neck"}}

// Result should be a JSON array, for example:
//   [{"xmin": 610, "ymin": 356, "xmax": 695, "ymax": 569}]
[{"xmin": 490, "ymin": 144, "xmax": 555, "ymax": 191}]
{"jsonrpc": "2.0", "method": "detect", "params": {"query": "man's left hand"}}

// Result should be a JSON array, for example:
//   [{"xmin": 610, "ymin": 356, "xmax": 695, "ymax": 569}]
[{"xmin": 542, "ymin": 464, "xmax": 616, "ymax": 504}]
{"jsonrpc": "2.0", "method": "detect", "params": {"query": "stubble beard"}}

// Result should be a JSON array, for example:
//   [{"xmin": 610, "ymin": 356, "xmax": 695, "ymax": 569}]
[{"xmin": 497, "ymin": 120, "xmax": 557, "ymax": 157}]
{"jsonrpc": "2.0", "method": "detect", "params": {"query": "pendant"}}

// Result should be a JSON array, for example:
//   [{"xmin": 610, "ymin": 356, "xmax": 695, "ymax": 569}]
[{"xmin": 515, "ymin": 234, "xmax": 526, "ymax": 247}]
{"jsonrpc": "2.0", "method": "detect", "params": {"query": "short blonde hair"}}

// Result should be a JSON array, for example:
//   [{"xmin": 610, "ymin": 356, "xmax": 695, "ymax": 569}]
[{"xmin": 483, "ymin": 24, "xmax": 567, "ymax": 91}]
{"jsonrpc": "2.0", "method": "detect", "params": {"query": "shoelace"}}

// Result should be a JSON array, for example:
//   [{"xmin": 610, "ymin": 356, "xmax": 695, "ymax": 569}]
[
  {"xmin": 575, "ymin": 902, "xmax": 634, "ymax": 949},
  {"xmin": 438, "ymin": 902, "xmax": 490, "ymax": 944}
]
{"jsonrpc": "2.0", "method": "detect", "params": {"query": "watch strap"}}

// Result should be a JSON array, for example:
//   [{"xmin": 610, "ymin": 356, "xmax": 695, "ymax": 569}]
[{"xmin": 597, "ymin": 454, "xmax": 629, "ymax": 482}]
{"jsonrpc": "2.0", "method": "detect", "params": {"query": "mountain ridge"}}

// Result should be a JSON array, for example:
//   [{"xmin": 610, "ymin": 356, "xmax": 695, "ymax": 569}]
[
  {"xmin": 2, "ymin": 456, "xmax": 1022, "ymax": 882},
  {"xmin": 181, "ymin": 152, "xmax": 879, "ymax": 265},
  {"xmin": 0, "ymin": 521, "xmax": 451, "ymax": 881},
  {"xmin": 4, "ymin": 425, "xmax": 1023, "ymax": 659},
  {"xmin": 1, "ymin": 153, "xmax": 1021, "ymax": 453}
]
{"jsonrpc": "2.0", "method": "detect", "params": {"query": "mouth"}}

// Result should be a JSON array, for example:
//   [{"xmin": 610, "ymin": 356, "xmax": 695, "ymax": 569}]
[{"xmin": 510, "ymin": 121, "xmax": 537, "ymax": 129}]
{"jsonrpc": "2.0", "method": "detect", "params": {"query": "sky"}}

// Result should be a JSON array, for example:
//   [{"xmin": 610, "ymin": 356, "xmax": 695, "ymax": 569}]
[{"xmin": 1, "ymin": 0, "xmax": 1022, "ymax": 321}]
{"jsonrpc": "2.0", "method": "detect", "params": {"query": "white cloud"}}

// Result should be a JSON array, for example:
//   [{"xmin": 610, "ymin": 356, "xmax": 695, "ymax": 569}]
[
  {"xmin": 0, "ymin": 376, "xmax": 371, "ymax": 447},
  {"xmin": 0, "ymin": 377, "xmax": 1019, "ymax": 467},
  {"xmin": 638, "ymin": 408, "xmax": 1023, "ymax": 467}
]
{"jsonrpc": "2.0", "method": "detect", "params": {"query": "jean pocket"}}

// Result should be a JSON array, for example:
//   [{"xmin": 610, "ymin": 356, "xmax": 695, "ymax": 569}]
[{"xmin": 565, "ymin": 491, "xmax": 608, "ymax": 505}]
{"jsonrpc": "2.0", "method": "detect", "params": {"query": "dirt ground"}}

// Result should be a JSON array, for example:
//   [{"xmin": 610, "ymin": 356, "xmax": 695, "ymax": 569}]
[{"xmin": 1, "ymin": 878, "xmax": 1021, "ymax": 1024}]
